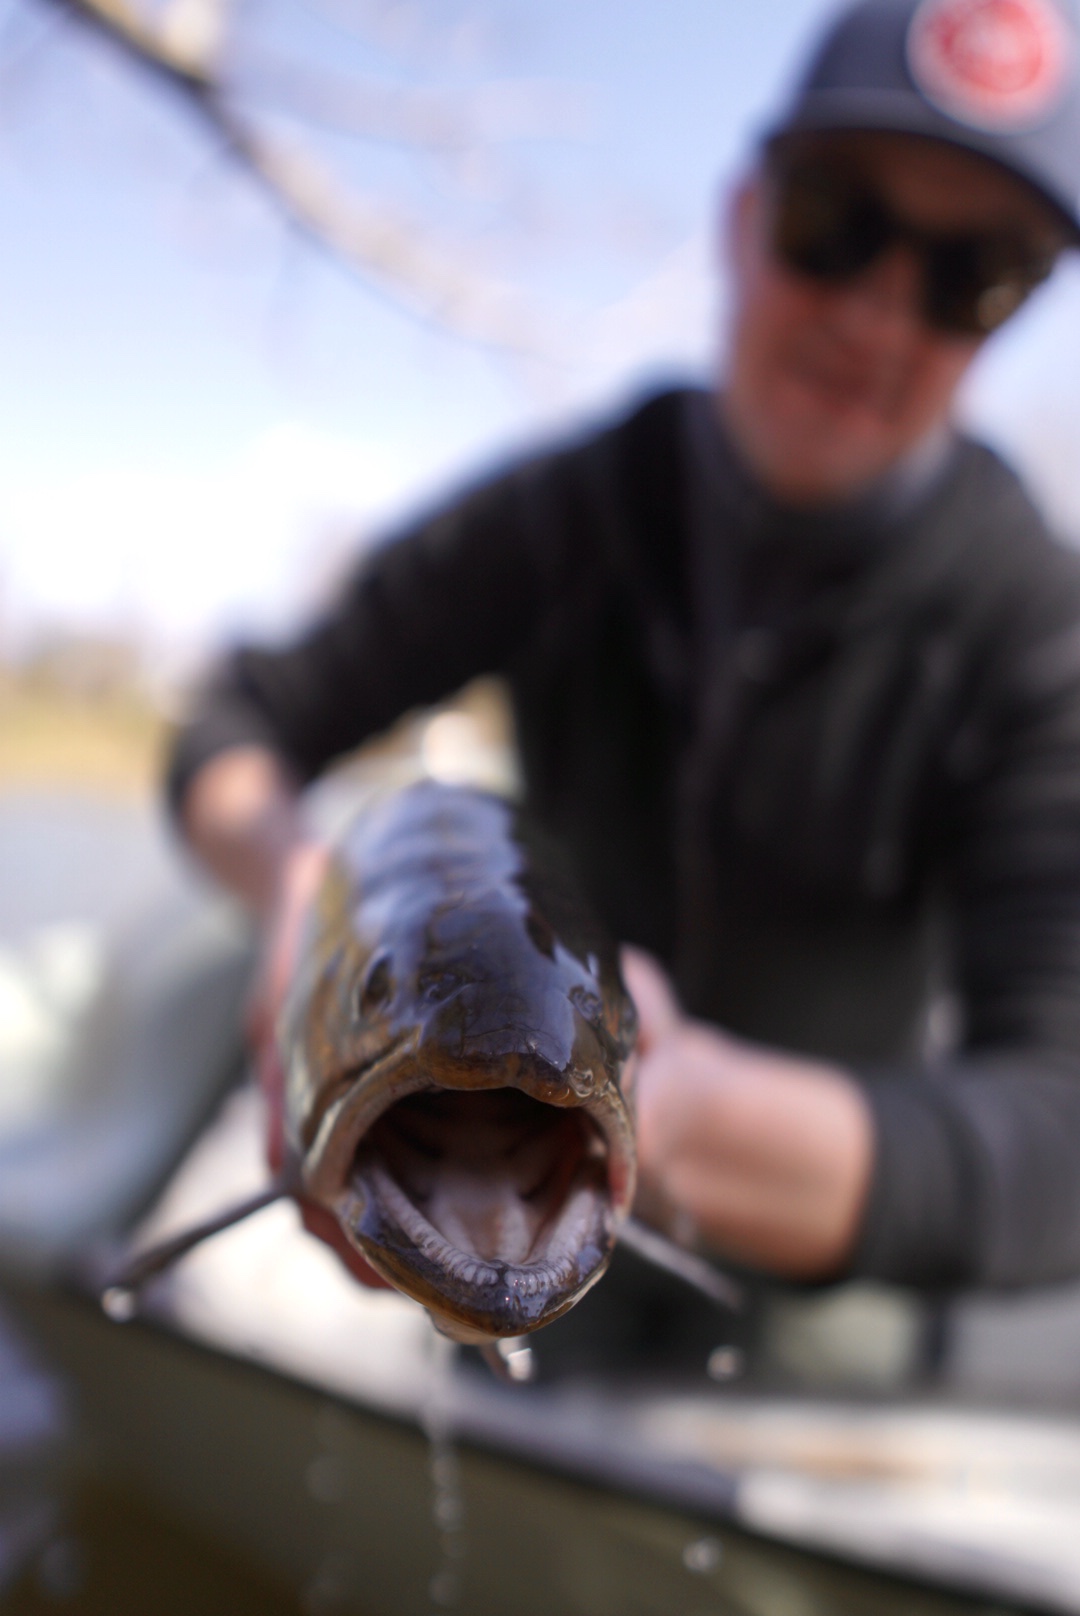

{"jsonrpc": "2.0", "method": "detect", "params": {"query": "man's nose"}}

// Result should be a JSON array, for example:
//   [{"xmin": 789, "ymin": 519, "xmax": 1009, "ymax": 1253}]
[{"xmin": 830, "ymin": 243, "xmax": 925, "ymax": 336}]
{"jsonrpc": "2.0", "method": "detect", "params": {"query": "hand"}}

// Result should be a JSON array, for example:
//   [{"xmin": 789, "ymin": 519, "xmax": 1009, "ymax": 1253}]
[
  {"xmin": 621, "ymin": 948, "xmax": 874, "ymax": 1280},
  {"xmin": 246, "ymin": 837, "xmax": 329, "ymax": 1175},
  {"xmin": 181, "ymin": 748, "xmax": 390, "ymax": 1288},
  {"xmin": 247, "ymin": 838, "xmax": 391, "ymax": 1290}
]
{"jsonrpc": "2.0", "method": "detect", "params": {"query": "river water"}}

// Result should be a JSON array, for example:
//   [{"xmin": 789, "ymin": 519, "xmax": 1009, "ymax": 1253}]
[{"xmin": 0, "ymin": 789, "xmax": 178, "ymax": 945}]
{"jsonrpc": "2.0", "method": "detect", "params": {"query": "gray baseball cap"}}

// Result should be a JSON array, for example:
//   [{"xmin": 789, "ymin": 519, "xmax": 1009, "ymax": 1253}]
[{"xmin": 772, "ymin": 0, "xmax": 1080, "ymax": 238}]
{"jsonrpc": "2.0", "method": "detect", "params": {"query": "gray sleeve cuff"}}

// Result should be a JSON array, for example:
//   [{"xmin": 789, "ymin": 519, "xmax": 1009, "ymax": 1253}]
[
  {"xmin": 852, "ymin": 1053, "xmax": 1080, "ymax": 1289},
  {"xmin": 851, "ymin": 1076, "xmax": 982, "ymax": 1288}
]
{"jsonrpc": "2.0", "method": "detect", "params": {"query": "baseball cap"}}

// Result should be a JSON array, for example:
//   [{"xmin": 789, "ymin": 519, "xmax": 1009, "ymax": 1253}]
[{"xmin": 770, "ymin": 0, "xmax": 1080, "ymax": 238}]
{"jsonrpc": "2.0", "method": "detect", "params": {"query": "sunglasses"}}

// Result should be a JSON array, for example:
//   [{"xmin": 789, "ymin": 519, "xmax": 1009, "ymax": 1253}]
[{"xmin": 765, "ymin": 156, "xmax": 1059, "ymax": 336}]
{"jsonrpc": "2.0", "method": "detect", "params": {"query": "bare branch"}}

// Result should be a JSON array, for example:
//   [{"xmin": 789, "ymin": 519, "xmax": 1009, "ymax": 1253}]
[
  {"xmin": 230, "ymin": 65, "xmax": 595, "ymax": 153},
  {"xmin": 222, "ymin": 119, "xmax": 546, "ymax": 348},
  {"xmin": 38, "ymin": 0, "xmax": 554, "ymax": 352}
]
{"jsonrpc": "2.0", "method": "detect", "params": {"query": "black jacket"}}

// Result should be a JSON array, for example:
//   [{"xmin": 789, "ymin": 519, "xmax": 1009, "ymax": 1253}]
[{"xmin": 168, "ymin": 388, "xmax": 1080, "ymax": 1291}]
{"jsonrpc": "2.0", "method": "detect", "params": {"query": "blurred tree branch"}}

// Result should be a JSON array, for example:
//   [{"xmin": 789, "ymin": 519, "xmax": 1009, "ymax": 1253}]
[{"xmin": 36, "ymin": 0, "xmax": 567, "ymax": 351}]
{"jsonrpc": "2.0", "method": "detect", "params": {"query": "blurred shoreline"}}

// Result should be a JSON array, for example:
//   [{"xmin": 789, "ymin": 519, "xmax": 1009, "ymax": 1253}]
[
  {"xmin": 0, "ymin": 623, "xmax": 518, "ymax": 806},
  {"xmin": 0, "ymin": 640, "xmax": 164, "ymax": 801}
]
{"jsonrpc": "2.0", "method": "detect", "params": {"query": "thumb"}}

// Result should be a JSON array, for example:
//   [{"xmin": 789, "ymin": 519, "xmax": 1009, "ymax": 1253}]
[
  {"xmin": 620, "ymin": 946, "xmax": 681, "ymax": 1056},
  {"xmin": 246, "ymin": 839, "xmax": 330, "ymax": 1173}
]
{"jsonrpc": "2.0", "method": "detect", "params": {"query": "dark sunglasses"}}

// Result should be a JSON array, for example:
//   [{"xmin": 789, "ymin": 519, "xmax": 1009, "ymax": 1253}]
[{"xmin": 765, "ymin": 157, "xmax": 1059, "ymax": 336}]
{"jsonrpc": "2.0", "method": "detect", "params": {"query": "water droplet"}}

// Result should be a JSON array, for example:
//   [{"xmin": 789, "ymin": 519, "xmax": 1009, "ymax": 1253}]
[
  {"xmin": 434, "ymin": 1494, "xmax": 464, "ymax": 1531},
  {"xmin": 429, "ymin": 1452, "xmax": 459, "ymax": 1490},
  {"xmin": 305, "ymin": 1453, "xmax": 347, "ymax": 1504},
  {"xmin": 36, "ymin": 1537, "xmax": 84, "ymax": 1601},
  {"xmin": 569, "ymin": 985, "xmax": 603, "ymax": 1022},
  {"xmin": 423, "ymin": 1333, "xmax": 467, "ymax": 1615},
  {"xmin": 101, "ymin": 1287, "xmax": 137, "ymax": 1323},
  {"xmin": 707, "ymin": 1345, "xmax": 743, "ymax": 1381},
  {"xmin": 429, "ymin": 1568, "xmax": 460, "ymax": 1606},
  {"xmin": 301, "ymin": 1551, "xmax": 353, "ymax": 1614},
  {"xmin": 496, "ymin": 1337, "xmax": 536, "ymax": 1381},
  {"xmin": 683, "ymin": 1537, "xmax": 722, "ymax": 1574}
]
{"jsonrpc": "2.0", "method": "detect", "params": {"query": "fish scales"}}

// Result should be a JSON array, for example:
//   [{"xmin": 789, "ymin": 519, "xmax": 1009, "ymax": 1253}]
[{"xmin": 282, "ymin": 781, "xmax": 638, "ymax": 1344}]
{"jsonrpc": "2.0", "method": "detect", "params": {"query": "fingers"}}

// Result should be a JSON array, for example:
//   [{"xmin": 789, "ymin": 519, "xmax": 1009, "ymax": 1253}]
[
  {"xmin": 256, "ymin": 841, "xmax": 331, "ymax": 1023},
  {"xmin": 620, "ymin": 945, "xmax": 682, "ymax": 1055},
  {"xmin": 243, "ymin": 840, "xmax": 392, "ymax": 1290},
  {"xmin": 299, "ymin": 1200, "xmax": 394, "ymax": 1289},
  {"xmin": 256, "ymin": 1041, "xmax": 287, "ymax": 1173},
  {"xmin": 245, "ymin": 840, "xmax": 331, "ymax": 1172}
]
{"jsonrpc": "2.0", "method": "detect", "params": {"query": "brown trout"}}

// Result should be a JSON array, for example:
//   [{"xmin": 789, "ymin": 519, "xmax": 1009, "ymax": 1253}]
[{"xmin": 281, "ymin": 781, "xmax": 638, "ymax": 1343}]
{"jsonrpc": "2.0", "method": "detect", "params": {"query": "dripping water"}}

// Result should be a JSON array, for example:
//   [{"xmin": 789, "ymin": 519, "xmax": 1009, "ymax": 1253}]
[{"xmin": 420, "ymin": 1330, "xmax": 467, "ymax": 1613}]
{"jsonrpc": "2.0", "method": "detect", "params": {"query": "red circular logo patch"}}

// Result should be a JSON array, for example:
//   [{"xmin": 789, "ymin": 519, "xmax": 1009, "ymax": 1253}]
[{"xmin": 908, "ymin": 0, "xmax": 1074, "ymax": 130}]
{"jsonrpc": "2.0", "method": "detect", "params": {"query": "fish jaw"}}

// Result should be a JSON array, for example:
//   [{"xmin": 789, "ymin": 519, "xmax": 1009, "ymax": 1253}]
[
  {"xmin": 299, "ymin": 1045, "xmax": 635, "ymax": 1340},
  {"xmin": 340, "ymin": 1147, "xmax": 615, "ymax": 1341}
]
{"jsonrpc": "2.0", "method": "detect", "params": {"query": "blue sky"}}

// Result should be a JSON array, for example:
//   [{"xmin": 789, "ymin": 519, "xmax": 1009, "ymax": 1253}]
[{"xmin": 3, "ymin": 0, "xmax": 1080, "ymax": 662}]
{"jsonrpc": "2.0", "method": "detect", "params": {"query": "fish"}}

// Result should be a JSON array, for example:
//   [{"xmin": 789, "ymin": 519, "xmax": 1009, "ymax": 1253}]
[
  {"xmin": 103, "ymin": 780, "xmax": 740, "ymax": 1356},
  {"xmin": 280, "ymin": 780, "xmax": 638, "ymax": 1342}
]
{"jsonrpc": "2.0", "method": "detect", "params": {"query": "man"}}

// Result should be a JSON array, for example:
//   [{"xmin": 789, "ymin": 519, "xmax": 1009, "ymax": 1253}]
[{"xmin": 169, "ymin": 0, "xmax": 1080, "ymax": 1295}]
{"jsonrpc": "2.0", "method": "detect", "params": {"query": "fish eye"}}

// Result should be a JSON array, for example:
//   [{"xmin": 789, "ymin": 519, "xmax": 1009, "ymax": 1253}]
[
  {"xmin": 358, "ymin": 953, "xmax": 394, "ymax": 1016},
  {"xmin": 417, "ymin": 967, "xmax": 464, "ymax": 1003}
]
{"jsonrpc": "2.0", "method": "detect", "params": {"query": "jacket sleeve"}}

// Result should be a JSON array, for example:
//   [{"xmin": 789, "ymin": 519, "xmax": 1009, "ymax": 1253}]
[
  {"xmin": 165, "ymin": 451, "xmax": 574, "ymax": 815},
  {"xmin": 855, "ymin": 584, "xmax": 1080, "ymax": 1289}
]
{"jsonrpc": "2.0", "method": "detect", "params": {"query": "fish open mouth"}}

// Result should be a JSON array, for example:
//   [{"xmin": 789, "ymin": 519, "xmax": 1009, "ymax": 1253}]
[
  {"xmin": 355, "ymin": 1086, "xmax": 611, "ymax": 1327},
  {"xmin": 303, "ymin": 1049, "xmax": 632, "ymax": 1340}
]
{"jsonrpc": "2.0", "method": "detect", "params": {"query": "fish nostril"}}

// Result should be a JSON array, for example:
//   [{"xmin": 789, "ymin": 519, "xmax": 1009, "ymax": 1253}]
[
  {"xmin": 358, "ymin": 953, "xmax": 394, "ymax": 1016},
  {"xmin": 568, "ymin": 985, "xmax": 603, "ymax": 1024}
]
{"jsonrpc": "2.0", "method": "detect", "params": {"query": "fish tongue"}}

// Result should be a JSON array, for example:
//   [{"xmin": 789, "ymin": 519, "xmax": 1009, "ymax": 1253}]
[
  {"xmin": 418, "ymin": 1092, "xmax": 597, "ymax": 1265},
  {"xmin": 425, "ymin": 1163, "xmax": 535, "ymax": 1266}
]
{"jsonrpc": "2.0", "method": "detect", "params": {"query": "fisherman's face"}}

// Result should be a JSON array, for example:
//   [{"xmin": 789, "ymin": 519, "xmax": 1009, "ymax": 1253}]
[{"xmin": 721, "ymin": 132, "xmax": 1064, "ymax": 505}]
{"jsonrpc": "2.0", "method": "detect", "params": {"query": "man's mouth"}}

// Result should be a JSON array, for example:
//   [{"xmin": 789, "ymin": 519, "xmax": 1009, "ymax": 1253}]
[{"xmin": 787, "ymin": 343, "xmax": 900, "ymax": 421}]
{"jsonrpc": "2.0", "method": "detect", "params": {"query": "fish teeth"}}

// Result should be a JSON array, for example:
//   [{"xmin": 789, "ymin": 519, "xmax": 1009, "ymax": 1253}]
[
  {"xmin": 367, "ymin": 1165, "xmax": 500, "ymax": 1287},
  {"xmin": 362, "ymin": 1163, "xmax": 608, "ymax": 1302}
]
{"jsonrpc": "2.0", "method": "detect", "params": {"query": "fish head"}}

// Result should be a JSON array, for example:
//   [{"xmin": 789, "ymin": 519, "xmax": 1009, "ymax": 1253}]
[{"xmin": 281, "ymin": 786, "xmax": 637, "ymax": 1342}]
